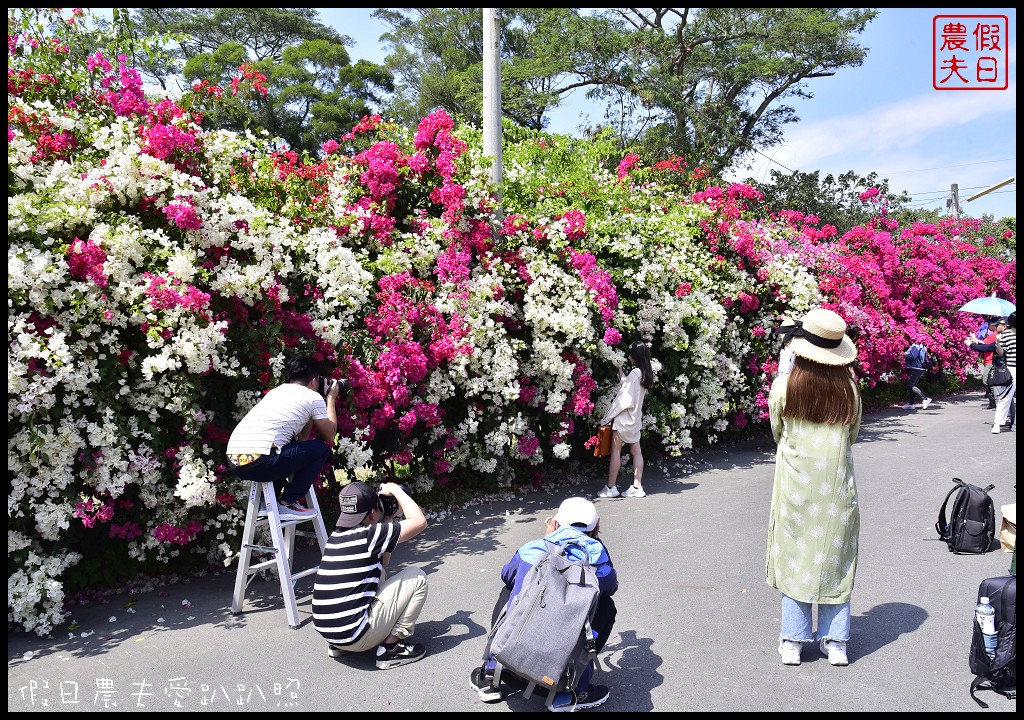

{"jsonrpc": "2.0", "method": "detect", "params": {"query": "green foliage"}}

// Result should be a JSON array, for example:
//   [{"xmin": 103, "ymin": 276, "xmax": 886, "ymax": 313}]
[
  {"xmin": 746, "ymin": 169, "xmax": 912, "ymax": 235},
  {"xmin": 587, "ymin": 8, "xmax": 879, "ymax": 176},
  {"xmin": 374, "ymin": 8, "xmax": 606, "ymax": 133},
  {"xmin": 134, "ymin": 7, "xmax": 394, "ymax": 153},
  {"xmin": 373, "ymin": 8, "xmax": 878, "ymax": 187}
]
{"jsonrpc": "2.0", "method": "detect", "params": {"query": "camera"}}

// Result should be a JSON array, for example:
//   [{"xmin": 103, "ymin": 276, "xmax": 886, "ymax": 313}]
[
  {"xmin": 318, "ymin": 376, "xmax": 350, "ymax": 398},
  {"xmin": 378, "ymin": 484, "xmax": 411, "ymax": 518}
]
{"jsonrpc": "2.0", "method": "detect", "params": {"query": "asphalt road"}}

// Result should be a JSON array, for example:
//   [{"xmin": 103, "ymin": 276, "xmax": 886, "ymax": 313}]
[{"xmin": 7, "ymin": 391, "xmax": 1017, "ymax": 713}]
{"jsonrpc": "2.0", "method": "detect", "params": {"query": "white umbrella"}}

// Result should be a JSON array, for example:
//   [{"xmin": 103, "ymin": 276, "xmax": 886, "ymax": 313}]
[{"xmin": 958, "ymin": 296, "xmax": 1016, "ymax": 316}]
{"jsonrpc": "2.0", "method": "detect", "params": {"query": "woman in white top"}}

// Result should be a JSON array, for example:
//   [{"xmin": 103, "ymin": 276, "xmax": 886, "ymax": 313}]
[{"xmin": 598, "ymin": 341, "xmax": 655, "ymax": 499}]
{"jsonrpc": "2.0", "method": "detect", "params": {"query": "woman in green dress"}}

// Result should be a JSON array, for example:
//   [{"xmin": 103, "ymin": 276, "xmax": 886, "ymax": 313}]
[{"xmin": 767, "ymin": 307, "xmax": 862, "ymax": 668}]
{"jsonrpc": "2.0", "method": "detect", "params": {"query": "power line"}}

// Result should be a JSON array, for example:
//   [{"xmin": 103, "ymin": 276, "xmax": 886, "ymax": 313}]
[
  {"xmin": 907, "ymin": 183, "xmax": 1007, "ymax": 197},
  {"xmin": 875, "ymin": 158, "xmax": 1016, "ymax": 177}
]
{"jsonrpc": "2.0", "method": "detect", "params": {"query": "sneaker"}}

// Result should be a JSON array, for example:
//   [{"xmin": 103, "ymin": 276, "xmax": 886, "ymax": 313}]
[
  {"xmin": 327, "ymin": 643, "xmax": 348, "ymax": 659},
  {"xmin": 375, "ymin": 640, "xmax": 426, "ymax": 669},
  {"xmin": 778, "ymin": 640, "xmax": 802, "ymax": 666},
  {"xmin": 991, "ymin": 425, "xmax": 1001, "ymax": 435},
  {"xmin": 547, "ymin": 684, "xmax": 610, "ymax": 712},
  {"xmin": 597, "ymin": 485, "xmax": 620, "ymax": 499},
  {"xmin": 922, "ymin": 398, "xmax": 932, "ymax": 409},
  {"xmin": 819, "ymin": 638, "xmax": 849, "ymax": 666},
  {"xmin": 470, "ymin": 667, "xmax": 504, "ymax": 703},
  {"xmin": 621, "ymin": 486, "xmax": 647, "ymax": 498},
  {"xmin": 900, "ymin": 403, "xmax": 917, "ymax": 410},
  {"xmin": 278, "ymin": 501, "xmax": 315, "ymax": 521}
]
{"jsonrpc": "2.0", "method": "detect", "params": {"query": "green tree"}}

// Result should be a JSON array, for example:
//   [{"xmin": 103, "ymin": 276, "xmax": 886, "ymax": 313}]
[
  {"xmin": 375, "ymin": 8, "xmax": 876, "ymax": 178},
  {"xmin": 132, "ymin": 8, "xmax": 393, "ymax": 154},
  {"xmin": 746, "ymin": 169, "xmax": 911, "ymax": 235},
  {"xmin": 581, "ymin": 9, "xmax": 878, "ymax": 176},
  {"xmin": 374, "ymin": 8, "xmax": 596, "ymax": 132}
]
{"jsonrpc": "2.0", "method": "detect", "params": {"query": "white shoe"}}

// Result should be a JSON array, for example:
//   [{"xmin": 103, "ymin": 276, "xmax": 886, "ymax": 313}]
[
  {"xmin": 922, "ymin": 398, "xmax": 932, "ymax": 409},
  {"xmin": 819, "ymin": 638, "xmax": 849, "ymax": 666},
  {"xmin": 991, "ymin": 425, "xmax": 1001, "ymax": 434},
  {"xmin": 778, "ymin": 640, "xmax": 802, "ymax": 666},
  {"xmin": 597, "ymin": 485, "xmax": 620, "ymax": 498},
  {"xmin": 622, "ymin": 486, "xmax": 647, "ymax": 498},
  {"xmin": 900, "ymin": 403, "xmax": 917, "ymax": 410},
  {"xmin": 278, "ymin": 501, "xmax": 316, "ymax": 521}
]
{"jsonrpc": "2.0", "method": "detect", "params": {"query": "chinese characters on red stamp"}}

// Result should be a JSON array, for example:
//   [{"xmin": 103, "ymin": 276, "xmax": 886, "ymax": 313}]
[{"xmin": 933, "ymin": 15, "xmax": 1009, "ymax": 90}]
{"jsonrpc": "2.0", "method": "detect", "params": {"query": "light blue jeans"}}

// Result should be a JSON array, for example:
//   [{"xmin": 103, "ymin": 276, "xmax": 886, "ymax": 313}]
[{"xmin": 781, "ymin": 594, "xmax": 850, "ymax": 643}]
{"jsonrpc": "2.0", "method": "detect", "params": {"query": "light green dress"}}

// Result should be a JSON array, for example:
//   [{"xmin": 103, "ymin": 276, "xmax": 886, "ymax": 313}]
[{"xmin": 765, "ymin": 374, "xmax": 862, "ymax": 604}]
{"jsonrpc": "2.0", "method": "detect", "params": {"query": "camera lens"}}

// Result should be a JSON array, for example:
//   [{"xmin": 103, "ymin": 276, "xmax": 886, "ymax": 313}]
[
  {"xmin": 319, "ymin": 377, "xmax": 350, "ymax": 398},
  {"xmin": 378, "ymin": 484, "xmax": 409, "ymax": 518},
  {"xmin": 379, "ymin": 493, "xmax": 398, "ymax": 517}
]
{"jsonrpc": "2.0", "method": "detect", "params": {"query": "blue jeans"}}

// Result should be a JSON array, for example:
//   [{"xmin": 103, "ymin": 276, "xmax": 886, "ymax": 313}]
[
  {"xmin": 229, "ymin": 439, "xmax": 329, "ymax": 505},
  {"xmin": 780, "ymin": 593, "xmax": 850, "ymax": 643}
]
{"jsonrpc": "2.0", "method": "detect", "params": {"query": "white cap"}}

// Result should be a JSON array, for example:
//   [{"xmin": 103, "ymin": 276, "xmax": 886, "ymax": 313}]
[{"xmin": 554, "ymin": 497, "xmax": 598, "ymax": 532}]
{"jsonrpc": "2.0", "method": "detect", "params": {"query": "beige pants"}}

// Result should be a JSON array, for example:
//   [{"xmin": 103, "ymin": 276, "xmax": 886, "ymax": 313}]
[{"xmin": 340, "ymin": 567, "xmax": 428, "ymax": 652}]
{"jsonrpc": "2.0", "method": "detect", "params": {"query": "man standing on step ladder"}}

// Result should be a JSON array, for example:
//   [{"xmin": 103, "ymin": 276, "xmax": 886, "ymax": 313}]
[
  {"xmin": 226, "ymin": 355, "xmax": 340, "ymax": 521},
  {"xmin": 313, "ymin": 482, "xmax": 430, "ymax": 669}
]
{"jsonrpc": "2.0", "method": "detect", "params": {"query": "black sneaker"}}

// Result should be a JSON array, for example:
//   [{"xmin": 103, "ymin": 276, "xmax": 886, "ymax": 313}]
[
  {"xmin": 470, "ymin": 667, "xmax": 504, "ymax": 703},
  {"xmin": 375, "ymin": 640, "xmax": 426, "ymax": 669},
  {"xmin": 546, "ymin": 684, "xmax": 610, "ymax": 712}
]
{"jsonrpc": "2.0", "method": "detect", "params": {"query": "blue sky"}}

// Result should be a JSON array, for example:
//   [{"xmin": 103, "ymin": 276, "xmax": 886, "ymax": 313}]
[{"xmin": 323, "ymin": 8, "xmax": 1017, "ymax": 221}]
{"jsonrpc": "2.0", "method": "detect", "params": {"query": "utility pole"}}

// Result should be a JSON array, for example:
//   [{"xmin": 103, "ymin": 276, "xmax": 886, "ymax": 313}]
[
  {"xmin": 482, "ymin": 8, "xmax": 502, "ymax": 210},
  {"xmin": 949, "ymin": 183, "xmax": 961, "ymax": 219}
]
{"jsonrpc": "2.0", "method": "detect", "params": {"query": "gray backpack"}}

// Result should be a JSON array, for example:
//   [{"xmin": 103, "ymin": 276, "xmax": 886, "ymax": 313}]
[{"xmin": 483, "ymin": 539, "xmax": 601, "ymax": 702}]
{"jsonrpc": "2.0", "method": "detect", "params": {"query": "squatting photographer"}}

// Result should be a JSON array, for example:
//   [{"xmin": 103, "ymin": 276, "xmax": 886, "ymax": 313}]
[
  {"xmin": 225, "ymin": 354, "xmax": 345, "ymax": 520},
  {"xmin": 312, "ymin": 482, "xmax": 430, "ymax": 670}
]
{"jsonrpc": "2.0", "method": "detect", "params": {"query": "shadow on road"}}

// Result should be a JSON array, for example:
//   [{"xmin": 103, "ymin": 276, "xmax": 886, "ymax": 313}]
[{"xmin": 851, "ymin": 601, "xmax": 928, "ymax": 660}]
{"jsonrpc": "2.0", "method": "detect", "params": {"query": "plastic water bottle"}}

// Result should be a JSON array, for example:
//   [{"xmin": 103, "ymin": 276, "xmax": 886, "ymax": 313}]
[{"xmin": 975, "ymin": 596, "xmax": 998, "ymax": 661}]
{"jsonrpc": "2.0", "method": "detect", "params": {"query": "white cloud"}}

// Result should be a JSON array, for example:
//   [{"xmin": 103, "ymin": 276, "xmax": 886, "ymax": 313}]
[{"xmin": 770, "ymin": 83, "xmax": 1016, "ymax": 171}]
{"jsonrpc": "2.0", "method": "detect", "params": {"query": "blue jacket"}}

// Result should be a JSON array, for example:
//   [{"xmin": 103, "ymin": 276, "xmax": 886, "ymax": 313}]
[
  {"xmin": 905, "ymin": 343, "xmax": 928, "ymax": 370},
  {"xmin": 500, "ymin": 526, "xmax": 618, "ymax": 611}
]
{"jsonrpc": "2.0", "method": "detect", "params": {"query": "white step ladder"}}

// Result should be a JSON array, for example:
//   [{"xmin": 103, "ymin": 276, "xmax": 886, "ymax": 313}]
[{"xmin": 231, "ymin": 481, "xmax": 329, "ymax": 628}]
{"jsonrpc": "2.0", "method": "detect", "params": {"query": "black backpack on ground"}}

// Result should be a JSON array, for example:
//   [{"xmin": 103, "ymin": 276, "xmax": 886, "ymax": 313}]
[
  {"xmin": 936, "ymin": 478, "xmax": 996, "ymax": 554},
  {"xmin": 969, "ymin": 575, "xmax": 1016, "ymax": 707}
]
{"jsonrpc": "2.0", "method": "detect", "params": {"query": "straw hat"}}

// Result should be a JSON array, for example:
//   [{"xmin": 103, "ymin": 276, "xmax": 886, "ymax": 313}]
[{"xmin": 783, "ymin": 307, "xmax": 857, "ymax": 366}]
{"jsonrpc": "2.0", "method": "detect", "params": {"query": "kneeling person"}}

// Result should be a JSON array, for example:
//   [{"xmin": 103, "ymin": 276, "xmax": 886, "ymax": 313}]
[
  {"xmin": 313, "ymin": 482, "xmax": 429, "ymax": 669},
  {"xmin": 472, "ymin": 497, "xmax": 618, "ymax": 712}
]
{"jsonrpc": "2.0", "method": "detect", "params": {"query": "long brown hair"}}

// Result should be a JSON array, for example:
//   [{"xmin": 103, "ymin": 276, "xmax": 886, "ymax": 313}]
[{"xmin": 781, "ymin": 356, "xmax": 859, "ymax": 425}]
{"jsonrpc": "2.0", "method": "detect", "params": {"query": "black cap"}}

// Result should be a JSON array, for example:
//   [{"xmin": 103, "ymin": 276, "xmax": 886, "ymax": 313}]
[{"xmin": 337, "ymin": 482, "xmax": 378, "ymax": 528}]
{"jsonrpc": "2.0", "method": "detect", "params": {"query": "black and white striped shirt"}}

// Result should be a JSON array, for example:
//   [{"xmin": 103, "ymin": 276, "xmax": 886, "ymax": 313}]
[
  {"xmin": 997, "ymin": 329, "xmax": 1016, "ymax": 368},
  {"xmin": 312, "ymin": 521, "xmax": 400, "ymax": 645}
]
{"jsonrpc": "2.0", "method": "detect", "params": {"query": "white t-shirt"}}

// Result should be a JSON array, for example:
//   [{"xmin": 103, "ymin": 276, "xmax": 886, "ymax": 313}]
[{"xmin": 227, "ymin": 383, "xmax": 329, "ymax": 454}]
